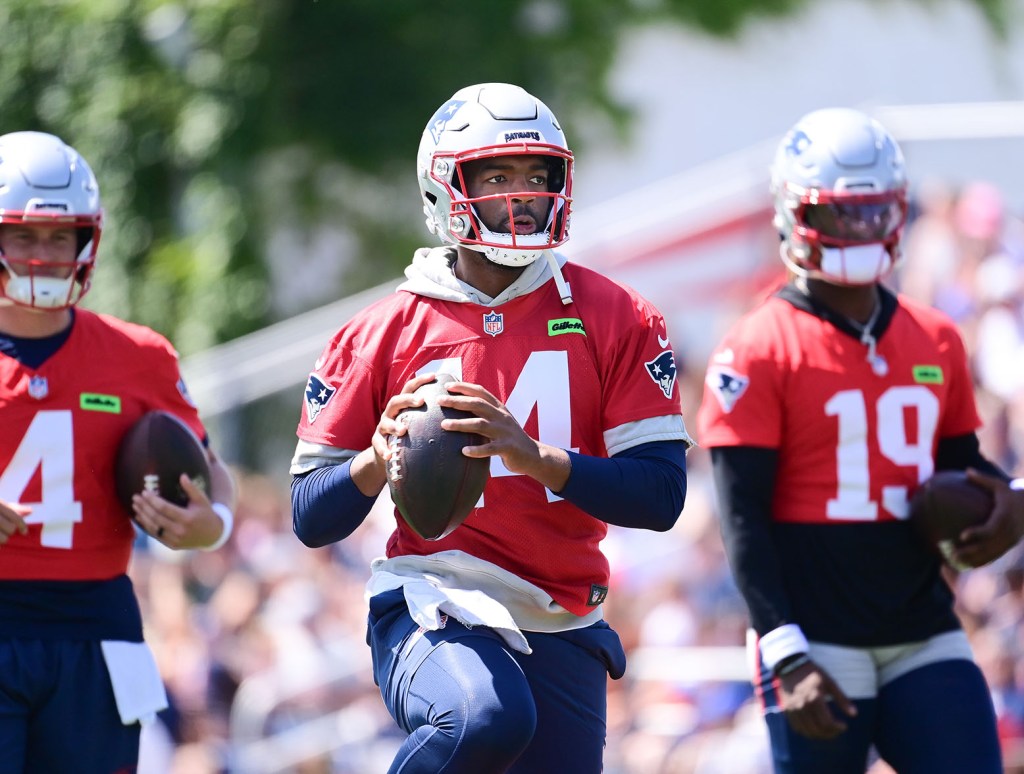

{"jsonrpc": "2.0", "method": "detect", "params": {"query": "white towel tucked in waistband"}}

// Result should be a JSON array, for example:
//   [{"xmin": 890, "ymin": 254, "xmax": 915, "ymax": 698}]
[{"xmin": 100, "ymin": 640, "xmax": 169, "ymax": 726}]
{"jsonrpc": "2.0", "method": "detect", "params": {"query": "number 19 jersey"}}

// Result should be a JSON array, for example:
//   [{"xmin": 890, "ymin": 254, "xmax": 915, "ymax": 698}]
[{"xmin": 698, "ymin": 285, "xmax": 979, "ymax": 645}]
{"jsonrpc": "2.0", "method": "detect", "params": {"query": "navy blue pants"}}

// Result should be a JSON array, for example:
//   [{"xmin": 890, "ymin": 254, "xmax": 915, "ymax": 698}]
[
  {"xmin": 367, "ymin": 589, "xmax": 626, "ymax": 774},
  {"xmin": 0, "ymin": 639, "xmax": 140, "ymax": 774},
  {"xmin": 763, "ymin": 659, "xmax": 1002, "ymax": 774}
]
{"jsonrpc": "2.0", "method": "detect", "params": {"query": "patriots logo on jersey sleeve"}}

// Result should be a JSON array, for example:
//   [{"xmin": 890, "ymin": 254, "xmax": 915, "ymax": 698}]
[
  {"xmin": 304, "ymin": 374, "xmax": 336, "ymax": 424},
  {"xmin": 645, "ymin": 350, "xmax": 677, "ymax": 399},
  {"xmin": 176, "ymin": 377, "xmax": 196, "ymax": 407},
  {"xmin": 706, "ymin": 366, "xmax": 750, "ymax": 413}
]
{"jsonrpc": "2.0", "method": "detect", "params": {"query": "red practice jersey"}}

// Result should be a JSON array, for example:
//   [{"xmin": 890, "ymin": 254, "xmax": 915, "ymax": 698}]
[
  {"xmin": 699, "ymin": 289, "xmax": 979, "ymax": 525},
  {"xmin": 0, "ymin": 310, "xmax": 205, "ymax": 581},
  {"xmin": 297, "ymin": 261, "xmax": 685, "ymax": 615}
]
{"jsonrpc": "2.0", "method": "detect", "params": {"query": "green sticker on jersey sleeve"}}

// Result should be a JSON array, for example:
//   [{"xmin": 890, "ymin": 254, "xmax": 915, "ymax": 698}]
[
  {"xmin": 912, "ymin": 365, "xmax": 943, "ymax": 384},
  {"xmin": 80, "ymin": 393, "xmax": 122, "ymax": 413},
  {"xmin": 547, "ymin": 318, "xmax": 586, "ymax": 336}
]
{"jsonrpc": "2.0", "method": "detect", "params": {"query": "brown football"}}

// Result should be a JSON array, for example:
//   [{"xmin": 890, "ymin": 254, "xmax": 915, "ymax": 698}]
[
  {"xmin": 115, "ymin": 410, "xmax": 210, "ymax": 516},
  {"xmin": 909, "ymin": 470, "xmax": 993, "ymax": 566},
  {"xmin": 387, "ymin": 374, "xmax": 489, "ymax": 541}
]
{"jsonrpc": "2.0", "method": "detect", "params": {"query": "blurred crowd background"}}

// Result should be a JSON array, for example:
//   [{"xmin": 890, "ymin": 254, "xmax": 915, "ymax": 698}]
[{"xmin": 128, "ymin": 178, "xmax": 1024, "ymax": 774}]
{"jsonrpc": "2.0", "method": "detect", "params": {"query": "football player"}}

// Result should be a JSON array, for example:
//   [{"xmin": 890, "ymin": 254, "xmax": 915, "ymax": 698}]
[
  {"xmin": 697, "ymin": 108, "xmax": 1024, "ymax": 773},
  {"xmin": 0, "ymin": 131, "xmax": 236, "ymax": 772},
  {"xmin": 291, "ymin": 83, "xmax": 693, "ymax": 772}
]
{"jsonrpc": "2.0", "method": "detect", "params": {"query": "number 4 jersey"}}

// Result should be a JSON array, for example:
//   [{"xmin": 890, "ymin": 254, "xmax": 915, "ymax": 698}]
[
  {"xmin": 295, "ymin": 251, "xmax": 691, "ymax": 616},
  {"xmin": 0, "ymin": 309, "xmax": 205, "ymax": 584},
  {"xmin": 697, "ymin": 284, "xmax": 979, "ymax": 645}
]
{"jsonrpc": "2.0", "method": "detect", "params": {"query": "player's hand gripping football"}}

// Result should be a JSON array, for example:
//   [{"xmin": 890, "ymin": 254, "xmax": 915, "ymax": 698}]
[
  {"xmin": 436, "ymin": 380, "xmax": 571, "ymax": 493},
  {"xmin": 950, "ymin": 468, "xmax": 1024, "ymax": 569},
  {"xmin": 131, "ymin": 473, "xmax": 224, "ymax": 550},
  {"xmin": 0, "ymin": 500, "xmax": 29, "ymax": 545},
  {"xmin": 362, "ymin": 373, "xmax": 439, "ymax": 488},
  {"xmin": 778, "ymin": 658, "xmax": 858, "ymax": 740}
]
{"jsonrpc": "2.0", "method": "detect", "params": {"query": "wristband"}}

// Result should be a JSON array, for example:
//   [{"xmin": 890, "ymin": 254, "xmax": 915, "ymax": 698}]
[
  {"xmin": 203, "ymin": 502, "xmax": 234, "ymax": 551},
  {"xmin": 759, "ymin": 623, "xmax": 810, "ymax": 672},
  {"xmin": 774, "ymin": 653, "xmax": 811, "ymax": 678},
  {"xmin": 1009, "ymin": 478, "xmax": 1024, "ymax": 491}
]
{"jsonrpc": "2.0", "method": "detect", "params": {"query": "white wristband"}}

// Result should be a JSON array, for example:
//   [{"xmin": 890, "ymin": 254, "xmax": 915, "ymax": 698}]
[
  {"xmin": 203, "ymin": 502, "xmax": 234, "ymax": 551},
  {"xmin": 759, "ymin": 623, "xmax": 810, "ymax": 672},
  {"xmin": 1009, "ymin": 478, "xmax": 1024, "ymax": 491}
]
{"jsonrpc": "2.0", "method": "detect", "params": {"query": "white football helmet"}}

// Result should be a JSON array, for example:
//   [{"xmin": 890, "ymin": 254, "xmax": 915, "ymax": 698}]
[
  {"xmin": 417, "ymin": 83, "xmax": 573, "ymax": 268},
  {"xmin": 771, "ymin": 108, "xmax": 908, "ymax": 286},
  {"xmin": 0, "ymin": 131, "xmax": 103, "ymax": 308}
]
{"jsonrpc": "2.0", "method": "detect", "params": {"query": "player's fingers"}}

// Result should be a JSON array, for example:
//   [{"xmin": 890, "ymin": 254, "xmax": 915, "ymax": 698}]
[
  {"xmin": 0, "ymin": 503, "xmax": 30, "ymax": 536},
  {"xmin": 964, "ymin": 467, "xmax": 1003, "ymax": 492},
  {"xmin": 400, "ymin": 372, "xmax": 438, "ymax": 394},
  {"xmin": 822, "ymin": 675, "xmax": 858, "ymax": 718},
  {"xmin": 804, "ymin": 702, "xmax": 847, "ymax": 739},
  {"xmin": 132, "ymin": 493, "xmax": 167, "ymax": 537},
  {"xmin": 444, "ymin": 381, "xmax": 501, "ymax": 406},
  {"xmin": 180, "ymin": 473, "xmax": 210, "ymax": 506}
]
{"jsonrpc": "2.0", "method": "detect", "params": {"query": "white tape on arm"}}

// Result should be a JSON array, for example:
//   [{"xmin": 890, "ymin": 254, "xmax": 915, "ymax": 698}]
[
  {"xmin": 759, "ymin": 623, "xmax": 810, "ymax": 672},
  {"xmin": 203, "ymin": 502, "xmax": 234, "ymax": 551}
]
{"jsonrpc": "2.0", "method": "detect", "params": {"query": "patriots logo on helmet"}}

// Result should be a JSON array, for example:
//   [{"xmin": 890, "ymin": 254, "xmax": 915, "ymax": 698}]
[
  {"xmin": 429, "ymin": 99, "xmax": 465, "ymax": 144},
  {"xmin": 706, "ymin": 366, "xmax": 750, "ymax": 413},
  {"xmin": 304, "ymin": 374, "xmax": 336, "ymax": 424},
  {"xmin": 785, "ymin": 129, "xmax": 811, "ymax": 158},
  {"xmin": 645, "ymin": 350, "xmax": 677, "ymax": 399}
]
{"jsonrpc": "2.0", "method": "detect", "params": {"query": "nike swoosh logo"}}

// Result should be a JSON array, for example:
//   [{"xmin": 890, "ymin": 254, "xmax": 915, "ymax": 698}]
[
  {"xmin": 314, "ymin": 355, "xmax": 326, "ymax": 370},
  {"xmin": 658, "ymin": 334, "xmax": 670, "ymax": 348},
  {"xmin": 713, "ymin": 348, "xmax": 734, "ymax": 364}
]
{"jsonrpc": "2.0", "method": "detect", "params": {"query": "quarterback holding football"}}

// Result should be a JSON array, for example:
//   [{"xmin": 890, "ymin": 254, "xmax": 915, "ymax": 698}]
[{"xmin": 291, "ymin": 83, "xmax": 692, "ymax": 772}]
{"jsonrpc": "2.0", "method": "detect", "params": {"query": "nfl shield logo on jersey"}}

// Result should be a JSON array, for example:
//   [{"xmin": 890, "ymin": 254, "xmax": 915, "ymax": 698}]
[
  {"xmin": 304, "ymin": 374, "xmax": 336, "ymax": 423},
  {"xmin": 28, "ymin": 375, "xmax": 49, "ymax": 400},
  {"xmin": 645, "ymin": 350, "xmax": 677, "ymax": 399},
  {"xmin": 483, "ymin": 311, "xmax": 504, "ymax": 337}
]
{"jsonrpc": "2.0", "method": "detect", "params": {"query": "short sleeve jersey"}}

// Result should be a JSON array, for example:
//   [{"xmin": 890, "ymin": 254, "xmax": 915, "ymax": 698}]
[
  {"xmin": 699, "ymin": 289, "xmax": 979, "ymax": 524},
  {"xmin": 297, "ymin": 262, "xmax": 686, "ymax": 615},
  {"xmin": 697, "ymin": 286, "xmax": 980, "ymax": 645},
  {"xmin": 0, "ymin": 310, "xmax": 206, "ymax": 581}
]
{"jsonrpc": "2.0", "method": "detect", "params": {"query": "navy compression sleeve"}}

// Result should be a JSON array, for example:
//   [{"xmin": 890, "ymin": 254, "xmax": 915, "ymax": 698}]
[
  {"xmin": 935, "ymin": 432, "xmax": 1008, "ymax": 479},
  {"xmin": 710, "ymin": 445, "xmax": 791, "ymax": 635},
  {"xmin": 557, "ymin": 440, "xmax": 688, "ymax": 531},
  {"xmin": 291, "ymin": 459, "xmax": 377, "ymax": 547}
]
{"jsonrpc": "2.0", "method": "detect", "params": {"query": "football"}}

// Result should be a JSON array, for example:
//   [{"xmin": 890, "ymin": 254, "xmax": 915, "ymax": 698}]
[
  {"xmin": 387, "ymin": 374, "xmax": 489, "ymax": 541},
  {"xmin": 115, "ymin": 410, "xmax": 210, "ymax": 516},
  {"xmin": 909, "ymin": 470, "xmax": 993, "ymax": 567}
]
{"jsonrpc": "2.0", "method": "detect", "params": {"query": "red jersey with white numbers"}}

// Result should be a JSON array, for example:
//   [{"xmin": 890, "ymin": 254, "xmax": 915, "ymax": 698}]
[
  {"xmin": 697, "ymin": 285, "xmax": 980, "ymax": 646},
  {"xmin": 699, "ymin": 291, "xmax": 979, "ymax": 524},
  {"xmin": 297, "ymin": 261, "xmax": 684, "ymax": 615},
  {"xmin": 0, "ymin": 309, "xmax": 205, "ymax": 581}
]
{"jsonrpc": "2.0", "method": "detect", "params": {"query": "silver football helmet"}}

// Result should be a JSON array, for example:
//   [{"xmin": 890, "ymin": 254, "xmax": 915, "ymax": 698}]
[
  {"xmin": 771, "ymin": 108, "xmax": 908, "ymax": 286},
  {"xmin": 416, "ymin": 83, "xmax": 573, "ymax": 268},
  {"xmin": 0, "ymin": 131, "xmax": 103, "ymax": 308}
]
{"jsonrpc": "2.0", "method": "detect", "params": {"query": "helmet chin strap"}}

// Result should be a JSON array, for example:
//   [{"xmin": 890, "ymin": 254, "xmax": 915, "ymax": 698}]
[{"xmin": 545, "ymin": 250, "xmax": 573, "ymax": 305}]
